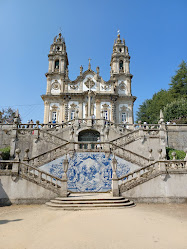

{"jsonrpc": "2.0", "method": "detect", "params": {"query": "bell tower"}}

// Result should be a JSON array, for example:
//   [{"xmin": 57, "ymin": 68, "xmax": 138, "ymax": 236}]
[
  {"xmin": 110, "ymin": 32, "xmax": 136, "ymax": 123},
  {"xmin": 110, "ymin": 32, "xmax": 131, "ymax": 75},
  {"xmin": 45, "ymin": 33, "xmax": 69, "ymax": 95}
]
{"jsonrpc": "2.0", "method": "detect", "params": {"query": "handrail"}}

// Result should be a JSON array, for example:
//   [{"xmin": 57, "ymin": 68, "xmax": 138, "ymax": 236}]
[
  {"xmin": 110, "ymin": 142, "xmax": 150, "ymax": 162},
  {"xmin": 118, "ymin": 160, "xmax": 187, "ymax": 181},
  {"xmin": 110, "ymin": 129, "xmax": 140, "ymax": 143},
  {"xmin": 28, "ymin": 141, "xmax": 70, "ymax": 162},
  {"xmin": 20, "ymin": 161, "xmax": 64, "ymax": 182},
  {"xmin": 40, "ymin": 129, "xmax": 68, "ymax": 143}
]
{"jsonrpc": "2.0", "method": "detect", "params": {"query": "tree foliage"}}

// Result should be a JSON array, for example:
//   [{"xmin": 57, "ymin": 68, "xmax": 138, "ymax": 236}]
[
  {"xmin": 0, "ymin": 108, "xmax": 21, "ymax": 123},
  {"xmin": 164, "ymin": 98, "xmax": 187, "ymax": 124},
  {"xmin": 136, "ymin": 61, "xmax": 187, "ymax": 123},
  {"xmin": 169, "ymin": 61, "xmax": 187, "ymax": 98}
]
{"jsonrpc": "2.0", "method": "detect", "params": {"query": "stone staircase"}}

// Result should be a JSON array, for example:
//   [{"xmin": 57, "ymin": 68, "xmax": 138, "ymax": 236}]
[{"xmin": 46, "ymin": 193, "xmax": 135, "ymax": 210}]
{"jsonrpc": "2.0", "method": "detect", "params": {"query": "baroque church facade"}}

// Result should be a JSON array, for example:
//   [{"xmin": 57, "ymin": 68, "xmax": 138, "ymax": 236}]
[{"xmin": 42, "ymin": 32, "xmax": 136, "ymax": 124}]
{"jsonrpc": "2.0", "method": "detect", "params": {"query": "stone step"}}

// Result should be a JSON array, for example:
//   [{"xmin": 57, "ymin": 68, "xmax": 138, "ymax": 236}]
[
  {"xmin": 55, "ymin": 196, "xmax": 125, "ymax": 201},
  {"xmin": 51, "ymin": 199, "xmax": 130, "ymax": 204},
  {"xmin": 46, "ymin": 195, "xmax": 135, "ymax": 209},
  {"xmin": 46, "ymin": 201, "xmax": 135, "ymax": 209}
]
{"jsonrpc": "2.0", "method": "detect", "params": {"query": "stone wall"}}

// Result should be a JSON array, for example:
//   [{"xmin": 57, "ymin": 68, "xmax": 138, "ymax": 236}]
[
  {"xmin": 166, "ymin": 125, "xmax": 187, "ymax": 150},
  {"xmin": 0, "ymin": 176, "xmax": 58, "ymax": 205},
  {"xmin": 0, "ymin": 125, "xmax": 12, "ymax": 149},
  {"xmin": 123, "ymin": 173, "xmax": 187, "ymax": 203}
]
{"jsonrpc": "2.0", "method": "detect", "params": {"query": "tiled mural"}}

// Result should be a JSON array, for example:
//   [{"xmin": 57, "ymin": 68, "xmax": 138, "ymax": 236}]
[{"xmin": 40, "ymin": 152, "xmax": 139, "ymax": 192}]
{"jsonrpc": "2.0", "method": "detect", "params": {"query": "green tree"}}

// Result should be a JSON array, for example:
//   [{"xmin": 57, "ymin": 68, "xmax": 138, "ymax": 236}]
[
  {"xmin": 0, "ymin": 108, "xmax": 21, "ymax": 123},
  {"xmin": 164, "ymin": 98, "xmax": 187, "ymax": 124},
  {"xmin": 169, "ymin": 61, "xmax": 187, "ymax": 98},
  {"xmin": 136, "ymin": 90, "xmax": 173, "ymax": 123},
  {"xmin": 136, "ymin": 60, "xmax": 187, "ymax": 124}
]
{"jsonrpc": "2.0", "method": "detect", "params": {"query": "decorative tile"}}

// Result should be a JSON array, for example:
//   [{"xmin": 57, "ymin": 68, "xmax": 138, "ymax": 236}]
[{"xmin": 40, "ymin": 152, "xmax": 139, "ymax": 192}]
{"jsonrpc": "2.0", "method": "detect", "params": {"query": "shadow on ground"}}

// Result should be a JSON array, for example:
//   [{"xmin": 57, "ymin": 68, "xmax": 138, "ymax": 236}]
[{"xmin": 0, "ymin": 219, "xmax": 23, "ymax": 225}]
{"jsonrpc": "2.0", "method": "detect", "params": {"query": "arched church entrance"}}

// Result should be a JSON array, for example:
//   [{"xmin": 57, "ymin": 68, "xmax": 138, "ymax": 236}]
[
  {"xmin": 78, "ymin": 129, "xmax": 100, "ymax": 149},
  {"xmin": 66, "ymin": 129, "xmax": 112, "ymax": 192}
]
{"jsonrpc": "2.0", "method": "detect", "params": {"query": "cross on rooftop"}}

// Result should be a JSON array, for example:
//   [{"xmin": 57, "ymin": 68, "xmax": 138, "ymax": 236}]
[{"xmin": 88, "ymin": 58, "xmax": 91, "ymax": 69}]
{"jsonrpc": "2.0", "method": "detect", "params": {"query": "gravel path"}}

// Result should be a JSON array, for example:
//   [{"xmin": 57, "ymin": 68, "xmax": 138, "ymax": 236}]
[{"xmin": 0, "ymin": 203, "xmax": 187, "ymax": 249}]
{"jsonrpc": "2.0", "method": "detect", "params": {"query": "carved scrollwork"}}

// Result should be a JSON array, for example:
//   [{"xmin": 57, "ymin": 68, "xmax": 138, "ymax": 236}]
[
  {"xmin": 51, "ymin": 80, "xmax": 60, "ymax": 90},
  {"xmin": 119, "ymin": 81, "xmax": 126, "ymax": 91},
  {"xmin": 70, "ymin": 84, "xmax": 78, "ymax": 90},
  {"xmin": 101, "ymin": 84, "xmax": 111, "ymax": 90}
]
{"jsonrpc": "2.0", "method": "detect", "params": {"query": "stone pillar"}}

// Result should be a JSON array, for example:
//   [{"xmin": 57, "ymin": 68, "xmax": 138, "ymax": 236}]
[
  {"xmin": 48, "ymin": 59, "xmax": 52, "ymax": 73},
  {"xmin": 46, "ymin": 77, "xmax": 51, "ymax": 94},
  {"xmin": 44, "ymin": 101, "xmax": 50, "ymax": 123},
  {"xmin": 128, "ymin": 104, "xmax": 133, "ymax": 124},
  {"xmin": 61, "ymin": 155, "xmax": 69, "ymax": 197},
  {"xmin": 59, "ymin": 103, "xmax": 63, "ymax": 123},
  {"xmin": 112, "ymin": 154, "xmax": 119, "ymax": 197},
  {"xmin": 10, "ymin": 126, "xmax": 18, "ymax": 159},
  {"xmin": 12, "ymin": 148, "xmax": 21, "ymax": 174},
  {"xmin": 96, "ymin": 99, "xmax": 101, "ymax": 119},
  {"xmin": 79, "ymin": 101, "xmax": 83, "ymax": 119},
  {"xmin": 88, "ymin": 91, "xmax": 91, "ymax": 117},
  {"xmin": 60, "ymin": 59, "xmax": 65, "ymax": 73},
  {"xmin": 60, "ymin": 77, "xmax": 65, "ymax": 93}
]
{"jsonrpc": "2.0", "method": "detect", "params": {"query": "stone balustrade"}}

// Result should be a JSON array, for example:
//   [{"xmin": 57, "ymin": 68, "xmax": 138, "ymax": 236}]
[
  {"xmin": 0, "ymin": 160, "xmax": 13, "ymax": 171},
  {"xmin": 117, "ymin": 158, "xmax": 187, "ymax": 195},
  {"xmin": 111, "ymin": 143, "xmax": 150, "ymax": 166},
  {"xmin": 0, "ymin": 158, "xmax": 67, "ymax": 195}
]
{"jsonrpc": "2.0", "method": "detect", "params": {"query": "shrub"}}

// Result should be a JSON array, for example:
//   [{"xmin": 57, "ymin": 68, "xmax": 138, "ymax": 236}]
[
  {"xmin": 166, "ymin": 147, "xmax": 186, "ymax": 160},
  {"xmin": 0, "ymin": 146, "xmax": 10, "ymax": 160}
]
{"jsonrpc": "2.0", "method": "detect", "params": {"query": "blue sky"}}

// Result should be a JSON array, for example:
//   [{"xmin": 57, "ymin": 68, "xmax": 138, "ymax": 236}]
[{"xmin": 0, "ymin": 0, "xmax": 186, "ymax": 123}]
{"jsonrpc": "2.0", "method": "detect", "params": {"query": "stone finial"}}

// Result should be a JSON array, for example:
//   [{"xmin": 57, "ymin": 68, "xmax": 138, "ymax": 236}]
[
  {"xmin": 15, "ymin": 148, "xmax": 21, "ymax": 161},
  {"xmin": 171, "ymin": 151, "xmax": 176, "ymax": 160},
  {"xmin": 15, "ymin": 109, "xmax": 19, "ymax": 118},
  {"xmin": 96, "ymin": 66, "xmax": 100, "ymax": 75},
  {"xmin": 88, "ymin": 58, "xmax": 91, "ymax": 70},
  {"xmin": 36, "ymin": 120, "xmax": 40, "ymax": 128},
  {"xmin": 159, "ymin": 109, "xmax": 164, "ymax": 123},
  {"xmin": 53, "ymin": 36, "xmax": 57, "ymax": 43},
  {"xmin": 80, "ymin": 65, "xmax": 83, "ymax": 75},
  {"xmin": 23, "ymin": 148, "xmax": 29, "ymax": 161},
  {"xmin": 125, "ymin": 46, "xmax": 129, "ymax": 55}
]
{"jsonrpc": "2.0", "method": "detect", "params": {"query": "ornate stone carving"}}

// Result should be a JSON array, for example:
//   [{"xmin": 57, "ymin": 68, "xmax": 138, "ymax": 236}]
[
  {"xmin": 70, "ymin": 103, "xmax": 77, "ymax": 110},
  {"xmin": 51, "ymin": 80, "xmax": 60, "ymax": 90},
  {"xmin": 101, "ymin": 84, "xmax": 111, "ymax": 90},
  {"xmin": 119, "ymin": 81, "xmax": 126, "ymax": 91},
  {"xmin": 102, "ymin": 104, "xmax": 109, "ymax": 110},
  {"xmin": 84, "ymin": 78, "xmax": 95, "ymax": 89},
  {"xmin": 70, "ymin": 84, "xmax": 78, "ymax": 90},
  {"xmin": 120, "ymin": 105, "xmax": 127, "ymax": 112}
]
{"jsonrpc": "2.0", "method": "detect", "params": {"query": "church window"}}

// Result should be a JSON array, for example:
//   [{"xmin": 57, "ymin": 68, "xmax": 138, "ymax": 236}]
[
  {"xmin": 103, "ymin": 111, "xmax": 108, "ymax": 120},
  {"xmin": 71, "ymin": 110, "xmax": 75, "ymax": 120},
  {"xmin": 55, "ymin": 60, "xmax": 59, "ymax": 69},
  {"xmin": 121, "ymin": 113, "xmax": 126, "ymax": 122},
  {"xmin": 119, "ymin": 60, "xmax": 123, "ymax": 70},
  {"xmin": 52, "ymin": 111, "xmax": 57, "ymax": 121},
  {"xmin": 119, "ymin": 48, "xmax": 122, "ymax": 52}
]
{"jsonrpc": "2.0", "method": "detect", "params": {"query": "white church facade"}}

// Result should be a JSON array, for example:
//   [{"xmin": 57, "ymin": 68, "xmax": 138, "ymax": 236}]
[{"xmin": 41, "ymin": 32, "xmax": 136, "ymax": 124}]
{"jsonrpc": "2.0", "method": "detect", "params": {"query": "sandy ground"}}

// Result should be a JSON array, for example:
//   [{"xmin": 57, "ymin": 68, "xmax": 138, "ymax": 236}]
[{"xmin": 0, "ymin": 203, "xmax": 187, "ymax": 249}]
